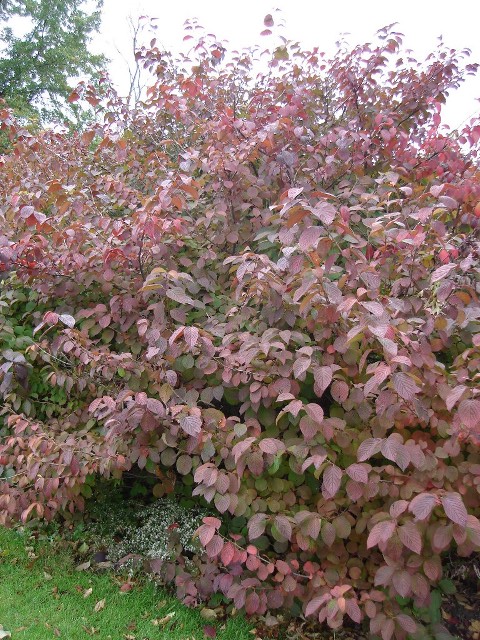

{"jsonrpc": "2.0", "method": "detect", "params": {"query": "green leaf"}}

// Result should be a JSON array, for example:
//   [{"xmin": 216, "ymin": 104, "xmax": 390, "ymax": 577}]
[
  {"xmin": 438, "ymin": 579, "xmax": 456, "ymax": 595},
  {"xmin": 429, "ymin": 590, "xmax": 442, "ymax": 624},
  {"xmin": 268, "ymin": 453, "xmax": 283, "ymax": 475}
]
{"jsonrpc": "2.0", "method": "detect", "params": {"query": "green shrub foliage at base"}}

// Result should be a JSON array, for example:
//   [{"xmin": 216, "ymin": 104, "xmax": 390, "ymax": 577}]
[{"xmin": 1, "ymin": 19, "xmax": 480, "ymax": 638}]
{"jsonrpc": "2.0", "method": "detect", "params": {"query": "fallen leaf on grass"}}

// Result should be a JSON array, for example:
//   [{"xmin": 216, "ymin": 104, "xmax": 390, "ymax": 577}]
[
  {"xmin": 151, "ymin": 612, "xmax": 175, "ymax": 626},
  {"xmin": 76, "ymin": 560, "xmax": 91, "ymax": 571},
  {"xmin": 204, "ymin": 625, "xmax": 217, "ymax": 638},
  {"xmin": 200, "ymin": 608, "xmax": 217, "ymax": 621},
  {"xmin": 83, "ymin": 587, "xmax": 93, "ymax": 598},
  {"xmin": 94, "ymin": 598, "xmax": 105, "ymax": 612}
]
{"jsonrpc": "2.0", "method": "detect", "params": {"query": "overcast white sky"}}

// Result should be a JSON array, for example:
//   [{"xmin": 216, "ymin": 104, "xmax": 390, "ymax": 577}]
[{"xmin": 95, "ymin": 0, "xmax": 479, "ymax": 129}]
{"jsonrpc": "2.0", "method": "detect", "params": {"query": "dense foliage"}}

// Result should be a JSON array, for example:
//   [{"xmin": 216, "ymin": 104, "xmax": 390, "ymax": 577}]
[
  {"xmin": 0, "ymin": 0, "xmax": 105, "ymax": 122},
  {"xmin": 1, "ymin": 19, "xmax": 480, "ymax": 638}
]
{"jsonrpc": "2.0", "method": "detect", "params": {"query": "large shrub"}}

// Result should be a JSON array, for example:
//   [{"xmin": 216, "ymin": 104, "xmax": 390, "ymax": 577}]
[{"xmin": 1, "ymin": 19, "xmax": 480, "ymax": 637}]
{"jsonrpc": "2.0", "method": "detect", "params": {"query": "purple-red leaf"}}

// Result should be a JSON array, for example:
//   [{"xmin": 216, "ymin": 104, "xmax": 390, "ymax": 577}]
[
  {"xmin": 184, "ymin": 326, "xmax": 199, "ymax": 349},
  {"xmin": 180, "ymin": 414, "xmax": 202, "ymax": 436},
  {"xmin": 248, "ymin": 514, "xmax": 268, "ymax": 540},
  {"xmin": 441, "ymin": 492, "xmax": 468, "ymax": 528},
  {"xmin": 314, "ymin": 366, "xmax": 333, "ymax": 396},
  {"xmin": 263, "ymin": 13, "xmax": 274, "ymax": 27},
  {"xmin": 203, "ymin": 625, "xmax": 217, "ymax": 638},
  {"xmin": 409, "ymin": 493, "xmax": 437, "ymax": 521},
  {"xmin": 304, "ymin": 402, "xmax": 324, "ymax": 424},
  {"xmin": 357, "ymin": 438, "xmax": 383, "ymax": 462},
  {"xmin": 392, "ymin": 372, "xmax": 420, "ymax": 401},
  {"xmin": 274, "ymin": 515, "xmax": 292, "ymax": 540},
  {"xmin": 398, "ymin": 522, "xmax": 422, "ymax": 554},
  {"xmin": 367, "ymin": 520, "xmax": 396, "ymax": 548},
  {"xmin": 458, "ymin": 399, "xmax": 480, "ymax": 429},
  {"xmin": 431, "ymin": 263, "xmax": 455, "ymax": 283},
  {"xmin": 322, "ymin": 465, "xmax": 342, "ymax": 499},
  {"xmin": 392, "ymin": 570, "xmax": 412, "ymax": 598},
  {"xmin": 346, "ymin": 463, "xmax": 369, "ymax": 484}
]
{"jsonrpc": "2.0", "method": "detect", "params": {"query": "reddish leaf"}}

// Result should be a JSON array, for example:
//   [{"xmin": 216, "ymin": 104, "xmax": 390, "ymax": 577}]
[
  {"xmin": 274, "ymin": 515, "xmax": 292, "ymax": 540},
  {"xmin": 389, "ymin": 500, "xmax": 409, "ymax": 519},
  {"xmin": 322, "ymin": 465, "xmax": 342, "ymax": 499},
  {"xmin": 305, "ymin": 403, "xmax": 324, "ymax": 424},
  {"xmin": 314, "ymin": 366, "xmax": 333, "ymax": 395},
  {"xmin": 345, "ymin": 598, "xmax": 362, "ymax": 623},
  {"xmin": 458, "ymin": 399, "xmax": 480, "ymax": 429},
  {"xmin": 180, "ymin": 414, "xmax": 202, "ymax": 436},
  {"xmin": 301, "ymin": 453, "xmax": 327, "ymax": 472},
  {"xmin": 305, "ymin": 594, "xmax": 330, "ymax": 617},
  {"xmin": 220, "ymin": 541, "xmax": 235, "ymax": 566},
  {"xmin": 245, "ymin": 591, "xmax": 260, "ymax": 615},
  {"xmin": 392, "ymin": 372, "xmax": 420, "ymax": 401},
  {"xmin": 293, "ymin": 357, "xmax": 310, "ymax": 379},
  {"xmin": 433, "ymin": 524, "xmax": 453, "ymax": 550},
  {"xmin": 398, "ymin": 522, "xmax": 422, "ymax": 554},
  {"xmin": 166, "ymin": 287, "xmax": 195, "ymax": 305},
  {"xmin": 392, "ymin": 570, "xmax": 412, "ymax": 598},
  {"xmin": 431, "ymin": 263, "xmax": 455, "ymax": 283},
  {"xmin": 409, "ymin": 493, "xmax": 437, "ymax": 521},
  {"xmin": 321, "ymin": 522, "xmax": 336, "ymax": 547},
  {"xmin": 396, "ymin": 614, "xmax": 416, "ymax": 634},
  {"xmin": 367, "ymin": 520, "xmax": 396, "ymax": 548},
  {"xmin": 184, "ymin": 326, "xmax": 199, "ymax": 349},
  {"xmin": 299, "ymin": 416, "xmax": 318, "ymax": 440},
  {"xmin": 214, "ymin": 493, "xmax": 230, "ymax": 513},
  {"xmin": 374, "ymin": 565, "xmax": 394, "ymax": 587},
  {"xmin": 380, "ymin": 618, "xmax": 395, "ymax": 640},
  {"xmin": 364, "ymin": 363, "xmax": 390, "ymax": 396},
  {"xmin": 198, "ymin": 524, "xmax": 215, "ymax": 546},
  {"xmin": 313, "ymin": 201, "xmax": 336, "ymax": 224},
  {"xmin": 302, "ymin": 515, "xmax": 321, "ymax": 539},
  {"xmin": 441, "ymin": 492, "xmax": 468, "ymax": 527},
  {"xmin": 259, "ymin": 438, "xmax": 285, "ymax": 454},
  {"xmin": 59, "ymin": 313, "xmax": 75, "ymax": 328},
  {"xmin": 361, "ymin": 301, "xmax": 384, "ymax": 316},
  {"xmin": 357, "ymin": 438, "xmax": 383, "ymax": 462},
  {"xmin": 299, "ymin": 226, "xmax": 322, "ymax": 250},
  {"xmin": 203, "ymin": 517, "xmax": 221, "ymax": 528},
  {"xmin": 263, "ymin": 13, "xmax": 274, "ymax": 27},
  {"xmin": 331, "ymin": 380, "xmax": 349, "ymax": 403},
  {"xmin": 276, "ymin": 559, "xmax": 291, "ymax": 575},
  {"xmin": 445, "ymin": 385, "xmax": 467, "ymax": 411},
  {"xmin": 248, "ymin": 514, "xmax": 268, "ymax": 540},
  {"xmin": 423, "ymin": 556, "xmax": 442, "ymax": 581},
  {"xmin": 206, "ymin": 535, "xmax": 224, "ymax": 558},
  {"xmin": 346, "ymin": 463, "xmax": 369, "ymax": 484},
  {"xmin": 232, "ymin": 437, "xmax": 255, "ymax": 463},
  {"xmin": 203, "ymin": 625, "xmax": 217, "ymax": 638}
]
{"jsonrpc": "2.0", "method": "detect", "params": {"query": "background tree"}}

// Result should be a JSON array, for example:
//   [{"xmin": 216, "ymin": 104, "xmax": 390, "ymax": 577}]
[{"xmin": 0, "ymin": 0, "xmax": 106, "ymax": 122}]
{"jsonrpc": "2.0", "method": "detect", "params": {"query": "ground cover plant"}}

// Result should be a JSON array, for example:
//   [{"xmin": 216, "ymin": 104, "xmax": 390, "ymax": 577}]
[
  {"xmin": 0, "ymin": 525, "xmax": 251, "ymax": 639},
  {"xmin": 1, "ymin": 15, "xmax": 480, "ymax": 639}
]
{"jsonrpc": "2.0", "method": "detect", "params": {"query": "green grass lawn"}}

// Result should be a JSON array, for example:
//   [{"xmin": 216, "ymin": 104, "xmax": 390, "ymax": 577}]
[{"xmin": 0, "ymin": 527, "xmax": 252, "ymax": 640}]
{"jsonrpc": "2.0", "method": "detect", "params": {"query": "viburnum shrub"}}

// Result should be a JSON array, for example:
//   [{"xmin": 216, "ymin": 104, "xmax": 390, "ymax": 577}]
[{"xmin": 1, "ymin": 16, "xmax": 480, "ymax": 636}]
